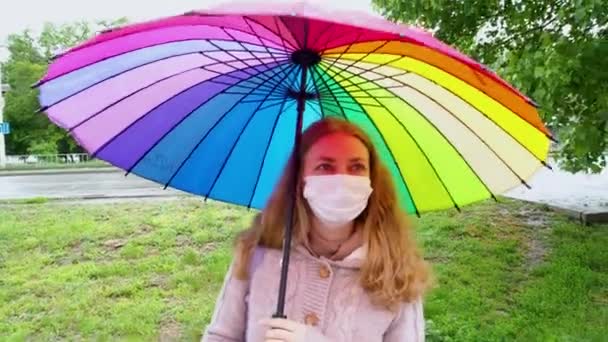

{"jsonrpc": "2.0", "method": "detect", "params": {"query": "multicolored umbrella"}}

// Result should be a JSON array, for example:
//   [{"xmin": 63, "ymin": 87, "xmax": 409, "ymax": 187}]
[{"xmin": 36, "ymin": 1, "xmax": 552, "ymax": 316}]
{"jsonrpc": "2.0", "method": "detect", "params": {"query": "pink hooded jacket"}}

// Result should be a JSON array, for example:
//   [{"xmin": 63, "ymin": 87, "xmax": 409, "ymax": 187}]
[{"xmin": 202, "ymin": 245, "xmax": 425, "ymax": 341}]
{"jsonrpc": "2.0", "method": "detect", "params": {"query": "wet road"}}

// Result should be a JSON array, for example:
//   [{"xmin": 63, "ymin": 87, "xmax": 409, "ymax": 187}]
[
  {"xmin": 0, "ymin": 170, "xmax": 184, "ymax": 200},
  {"xmin": 0, "ymin": 166, "xmax": 606, "ymax": 213},
  {"xmin": 506, "ymin": 166, "xmax": 607, "ymax": 213}
]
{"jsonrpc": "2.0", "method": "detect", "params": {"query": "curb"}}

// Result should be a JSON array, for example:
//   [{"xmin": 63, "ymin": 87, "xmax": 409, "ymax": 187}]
[
  {"xmin": 0, "ymin": 167, "xmax": 120, "ymax": 177},
  {"xmin": 544, "ymin": 203, "xmax": 608, "ymax": 226},
  {"xmin": 505, "ymin": 197, "xmax": 608, "ymax": 225}
]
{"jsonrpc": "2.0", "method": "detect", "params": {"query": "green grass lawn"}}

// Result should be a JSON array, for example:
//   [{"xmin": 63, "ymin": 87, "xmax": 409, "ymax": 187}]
[{"xmin": 0, "ymin": 198, "xmax": 606, "ymax": 341}]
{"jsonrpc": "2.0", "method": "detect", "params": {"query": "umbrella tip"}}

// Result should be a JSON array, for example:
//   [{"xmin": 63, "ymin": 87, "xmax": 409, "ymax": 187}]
[
  {"xmin": 527, "ymin": 98, "xmax": 540, "ymax": 108},
  {"xmin": 522, "ymin": 180, "xmax": 532, "ymax": 189},
  {"xmin": 100, "ymin": 25, "xmax": 125, "ymax": 34},
  {"xmin": 541, "ymin": 160, "xmax": 553, "ymax": 170},
  {"xmin": 548, "ymin": 135, "xmax": 559, "ymax": 144},
  {"xmin": 50, "ymin": 53, "xmax": 64, "ymax": 61},
  {"xmin": 36, "ymin": 106, "xmax": 48, "ymax": 114},
  {"xmin": 491, "ymin": 194, "xmax": 498, "ymax": 202},
  {"xmin": 414, "ymin": 210, "xmax": 421, "ymax": 218},
  {"xmin": 454, "ymin": 204, "xmax": 461, "ymax": 213},
  {"xmin": 31, "ymin": 80, "xmax": 43, "ymax": 89}
]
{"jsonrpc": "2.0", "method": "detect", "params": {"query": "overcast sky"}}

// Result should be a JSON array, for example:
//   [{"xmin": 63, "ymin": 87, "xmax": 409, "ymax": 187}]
[{"xmin": 0, "ymin": 0, "xmax": 375, "ymax": 60}]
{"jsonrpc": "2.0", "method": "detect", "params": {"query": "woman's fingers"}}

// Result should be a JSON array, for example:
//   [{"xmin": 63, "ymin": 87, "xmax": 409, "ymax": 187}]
[
  {"xmin": 259, "ymin": 318, "xmax": 298, "ymax": 331},
  {"xmin": 265, "ymin": 327, "xmax": 292, "ymax": 340}
]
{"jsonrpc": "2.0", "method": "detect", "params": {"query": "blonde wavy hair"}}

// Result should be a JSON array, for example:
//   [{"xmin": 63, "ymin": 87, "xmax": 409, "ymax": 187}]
[{"xmin": 234, "ymin": 117, "xmax": 431, "ymax": 309}]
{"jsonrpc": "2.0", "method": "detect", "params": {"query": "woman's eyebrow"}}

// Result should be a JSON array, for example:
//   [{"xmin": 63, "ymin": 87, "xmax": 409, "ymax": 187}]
[{"xmin": 318, "ymin": 156, "xmax": 336, "ymax": 162}]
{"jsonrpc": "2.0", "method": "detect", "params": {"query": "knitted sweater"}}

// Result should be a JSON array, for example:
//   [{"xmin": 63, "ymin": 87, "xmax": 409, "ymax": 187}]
[{"xmin": 202, "ymin": 245, "xmax": 425, "ymax": 341}]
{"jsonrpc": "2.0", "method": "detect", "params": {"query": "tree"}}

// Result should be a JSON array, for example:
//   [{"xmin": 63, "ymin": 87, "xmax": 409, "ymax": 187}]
[
  {"xmin": 372, "ymin": 0, "xmax": 607, "ymax": 173},
  {"xmin": 1, "ymin": 18, "xmax": 128, "ymax": 155}
]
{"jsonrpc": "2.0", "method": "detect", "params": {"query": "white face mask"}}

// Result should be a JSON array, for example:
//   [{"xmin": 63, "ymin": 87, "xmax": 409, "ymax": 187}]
[{"xmin": 303, "ymin": 174, "xmax": 373, "ymax": 229}]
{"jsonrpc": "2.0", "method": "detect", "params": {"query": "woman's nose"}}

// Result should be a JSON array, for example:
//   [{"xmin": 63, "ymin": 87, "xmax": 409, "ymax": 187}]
[{"xmin": 334, "ymin": 164, "xmax": 350, "ymax": 175}]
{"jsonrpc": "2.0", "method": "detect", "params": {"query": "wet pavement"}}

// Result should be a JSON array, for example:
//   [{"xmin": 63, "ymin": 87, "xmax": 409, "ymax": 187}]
[
  {"xmin": 506, "ymin": 165, "xmax": 607, "ymax": 213},
  {"xmin": 0, "ymin": 170, "xmax": 183, "ymax": 200},
  {"xmin": 0, "ymin": 166, "xmax": 606, "ymax": 215}
]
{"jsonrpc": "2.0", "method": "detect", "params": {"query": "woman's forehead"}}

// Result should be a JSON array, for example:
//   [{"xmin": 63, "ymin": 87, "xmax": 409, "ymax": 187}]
[{"xmin": 307, "ymin": 133, "xmax": 369, "ymax": 160}]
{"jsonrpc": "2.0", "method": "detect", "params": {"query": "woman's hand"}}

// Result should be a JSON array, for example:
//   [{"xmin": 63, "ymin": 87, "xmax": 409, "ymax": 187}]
[{"xmin": 260, "ymin": 318, "xmax": 330, "ymax": 342}]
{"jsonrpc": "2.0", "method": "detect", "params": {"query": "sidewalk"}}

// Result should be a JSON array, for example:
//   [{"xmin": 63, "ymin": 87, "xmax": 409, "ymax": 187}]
[
  {"xmin": 0, "ymin": 166, "xmax": 120, "ymax": 177},
  {"xmin": 506, "ymin": 165, "xmax": 607, "ymax": 225}
]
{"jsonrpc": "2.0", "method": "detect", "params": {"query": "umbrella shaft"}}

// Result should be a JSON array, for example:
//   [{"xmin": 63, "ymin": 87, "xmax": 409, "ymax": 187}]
[{"xmin": 274, "ymin": 66, "xmax": 308, "ymax": 318}]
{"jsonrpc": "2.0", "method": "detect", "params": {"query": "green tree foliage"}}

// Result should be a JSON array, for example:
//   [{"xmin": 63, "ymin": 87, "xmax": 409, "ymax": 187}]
[
  {"xmin": 1, "ymin": 19, "xmax": 127, "ymax": 155},
  {"xmin": 373, "ymin": 0, "xmax": 607, "ymax": 172}
]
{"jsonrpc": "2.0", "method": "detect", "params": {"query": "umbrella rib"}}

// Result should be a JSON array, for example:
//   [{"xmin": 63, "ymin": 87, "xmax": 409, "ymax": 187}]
[
  {"xmin": 66, "ymin": 21, "xmax": 288, "ymax": 53},
  {"xmin": 324, "ymin": 52, "xmax": 552, "ymax": 140},
  {"xmin": 368, "ymin": 87, "xmax": 498, "ymax": 198},
  {"xmin": 240, "ymin": 97, "xmax": 286, "ymax": 104},
  {"xmin": 242, "ymin": 17, "xmax": 284, "ymax": 67},
  {"xmin": 208, "ymin": 42, "xmax": 279, "ymax": 82},
  {"xmin": 278, "ymin": 16, "xmax": 302, "ymax": 50},
  {"xmin": 313, "ymin": 66, "xmax": 422, "ymax": 214},
  {"xmin": 223, "ymin": 91, "xmax": 286, "ymax": 98},
  {"xmin": 320, "ymin": 54, "xmax": 404, "ymax": 86},
  {"xmin": 94, "ymin": 62, "xmax": 290, "ymax": 165},
  {"xmin": 246, "ymin": 96, "xmax": 293, "ymax": 208},
  {"xmin": 311, "ymin": 66, "xmax": 347, "ymax": 119},
  {"xmin": 211, "ymin": 30, "xmax": 287, "ymax": 86},
  {"xmin": 313, "ymin": 66, "xmax": 387, "ymax": 111},
  {"xmin": 210, "ymin": 72, "xmax": 281, "ymax": 90},
  {"xmin": 287, "ymin": 65, "xmax": 303, "ymax": 94},
  {"xmin": 160, "ymin": 63, "xmax": 296, "ymax": 187},
  {"xmin": 323, "ymin": 63, "xmax": 502, "ymax": 199},
  {"xmin": 204, "ymin": 65, "xmax": 298, "ymax": 199},
  {"xmin": 68, "ymin": 59, "xmax": 283, "ymax": 133},
  {"xmin": 319, "ymin": 36, "xmax": 511, "ymax": 92},
  {"xmin": 209, "ymin": 80, "xmax": 263, "ymax": 90},
  {"xmin": 320, "ymin": 40, "xmax": 392, "ymax": 82},
  {"xmin": 317, "ymin": 64, "xmax": 421, "ymax": 215},
  {"xmin": 337, "ymin": 69, "xmax": 536, "ymax": 185},
  {"xmin": 320, "ymin": 97, "xmax": 384, "ymax": 108},
  {"xmin": 317, "ymin": 25, "xmax": 366, "ymax": 54},
  {"xmin": 308, "ymin": 66, "xmax": 327, "ymax": 118},
  {"xmin": 269, "ymin": 16, "xmax": 296, "ymax": 53},
  {"xmin": 320, "ymin": 63, "xmax": 462, "ymax": 210},
  {"xmin": 246, "ymin": 15, "xmax": 298, "ymax": 51},
  {"xmin": 320, "ymin": 31, "xmax": 366, "ymax": 79},
  {"xmin": 311, "ymin": 65, "xmax": 348, "ymax": 96},
  {"xmin": 326, "ymin": 59, "xmax": 549, "ymax": 169},
  {"xmin": 314, "ymin": 22, "xmax": 338, "ymax": 53},
  {"xmin": 317, "ymin": 99, "xmax": 368, "ymax": 114},
  {"xmin": 200, "ymin": 50, "xmax": 288, "ymax": 94},
  {"xmin": 40, "ymin": 37, "xmax": 290, "ymax": 85},
  {"xmin": 363, "ymin": 118, "xmax": 422, "ymax": 217},
  {"xmin": 259, "ymin": 99, "xmax": 290, "ymax": 111},
  {"xmin": 41, "ymin": 52, "xmax": 287, "ymax": 110},
  {"xmin": 307, "ymin": 101, "xmax": 325, "ymax": 118}
]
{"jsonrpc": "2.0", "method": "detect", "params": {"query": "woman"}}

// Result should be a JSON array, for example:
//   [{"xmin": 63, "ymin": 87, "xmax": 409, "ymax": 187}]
[{"xmin": 203, "ymin": 117, "xmax": 431, "ymax": 341}]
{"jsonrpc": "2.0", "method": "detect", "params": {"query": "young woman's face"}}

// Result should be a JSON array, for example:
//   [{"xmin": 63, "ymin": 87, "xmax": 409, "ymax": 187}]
[{"xmin": 302, "ymin": 132, "xmax": 370, "ymax": 178}]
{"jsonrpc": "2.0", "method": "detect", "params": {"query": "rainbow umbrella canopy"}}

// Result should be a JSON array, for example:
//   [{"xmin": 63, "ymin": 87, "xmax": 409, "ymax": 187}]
[{"xmin": 37, "ymin": 1, "xmax": 553, "ymax": 216}]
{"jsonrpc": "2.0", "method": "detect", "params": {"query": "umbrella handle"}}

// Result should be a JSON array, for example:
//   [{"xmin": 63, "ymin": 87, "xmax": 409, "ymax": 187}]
[{"xmin": 273, "ymin": 65, "xmax": 308, "ymax": 318}]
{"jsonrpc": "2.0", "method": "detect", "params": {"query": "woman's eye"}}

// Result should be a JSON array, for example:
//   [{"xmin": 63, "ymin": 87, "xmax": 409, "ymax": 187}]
[
  {"xmin": 315, "ymin": 163, "xmax": 332, "ymax": 171},
  {"xmin": 351, "ymin": 163, "xmax": 367, "ymax": 172}
]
